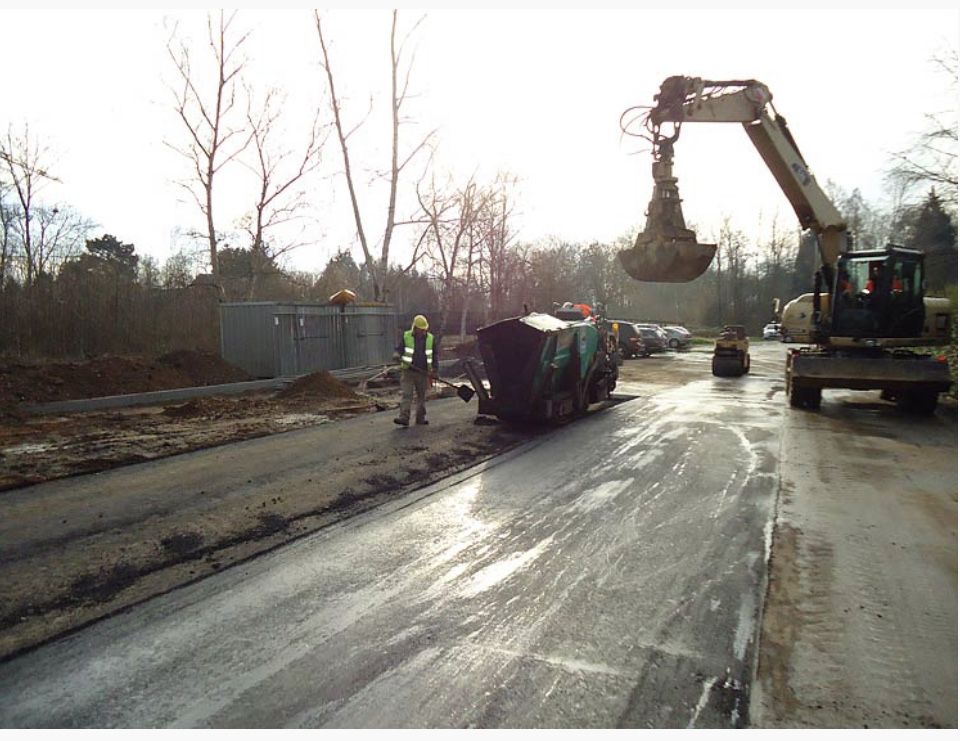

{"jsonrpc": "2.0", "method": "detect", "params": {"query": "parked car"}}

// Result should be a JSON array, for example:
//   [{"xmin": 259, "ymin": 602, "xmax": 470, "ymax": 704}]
[
  {"xmin": 636, "ymin": 325, "xmax": 668, "ymax": 353},
  {"xmin": 604, "ymin": 320, "xmax": 648, "ymax": 358},
  {"xmin": 763, "ymin": 322, "xmax": 782, "ymax": 340},
  {"xmin": 662, "ymin": 325, "xmax": 692, "ymax": 349}
]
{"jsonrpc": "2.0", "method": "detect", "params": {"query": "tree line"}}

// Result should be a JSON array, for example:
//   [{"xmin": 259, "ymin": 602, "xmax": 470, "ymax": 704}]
[
  {"xmin": 0, "ymin": 182, "xmax": 952, "ymax": 358},
  {"xmin": 1, "ymin": 13, "xmax": 956, "ymax": 358}
]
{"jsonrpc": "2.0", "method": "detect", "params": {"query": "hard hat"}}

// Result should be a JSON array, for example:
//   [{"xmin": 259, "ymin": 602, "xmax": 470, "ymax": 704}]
[{"xmin": 412, "ymin": 314, "xmax": 429, "ymax": 330}]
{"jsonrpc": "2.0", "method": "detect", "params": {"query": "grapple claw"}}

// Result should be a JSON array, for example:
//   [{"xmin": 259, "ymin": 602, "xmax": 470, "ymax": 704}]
[{"xmin": 619, "ymin": 144, "xmax": 716, "ymax": 282}]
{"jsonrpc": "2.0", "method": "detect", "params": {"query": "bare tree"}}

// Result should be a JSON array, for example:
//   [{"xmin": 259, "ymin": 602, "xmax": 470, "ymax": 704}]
[
  {"xmin": 0, "ymin": 124, "xmax": 59, "ymax": 287},
  {"xmin": 166, "ymin": 10, "xmax": 251, "ymax": 284},
  {"xmin": 759, "ymin": 214, "xmax": 788, "ymax": 281},
  {"xmin": 315, "ymin": 10, "xmax": 435, "ymax": 302},
  {"xmin": 241, "ymin": 87, "xmax": 328, "ymax": 299},
  {"xmin": 577, "ymin": 241, "xmax": 626, "ymax": 312},
  {"xmin": 709, "ymin": 217, "xmax": 749, "ymax": 325},
  {"xmin": 825, "ymin": 180, "xmax": 891, "ymax": 250},
  {"xmin": 477, "ymin": 173, "xmax": 520, "ymax": 322},
  {"xmin": 417, "ymin": 173, "xmax": 491, "ymax": 335},
  {"xmin": 32, "ymin": 205, "xmax": 96, "ymax": 280},
  {"xmin": 418, "ymin": 174, "xmax": 453, "ymax": 328},
  {"xmin": 888, "ymin": 48, "xmax": 958, "ymax": 206},
  {"xmin": 524, "ymin": 239, "xmax": 581, "ymax": 312},
  {"xmin": 0, "ymin": 181, "xmax": 16, "ymax": 289}
]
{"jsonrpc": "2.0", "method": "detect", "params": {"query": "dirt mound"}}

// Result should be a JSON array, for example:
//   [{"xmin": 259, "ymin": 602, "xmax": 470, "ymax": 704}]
[
  {"xmin": 276, "ymin": 371, "xmax": 358, "ymax": 401},
  {"xmin": 158, "ymin": 350, "xmax": 252, "ymax": 386},
  {"xmin": 0, "ymin": 351, "xmax": 253, "ymax": 406},
  {"xmin": 0, "ymin": 356, "xmax": 190, "ymax": 405}
]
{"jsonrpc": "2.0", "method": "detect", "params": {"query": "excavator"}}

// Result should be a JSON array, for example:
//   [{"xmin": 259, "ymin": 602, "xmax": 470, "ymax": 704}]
[{"xmin": 619, "ymin": 76, "xmax": 953, "ymax": 413}]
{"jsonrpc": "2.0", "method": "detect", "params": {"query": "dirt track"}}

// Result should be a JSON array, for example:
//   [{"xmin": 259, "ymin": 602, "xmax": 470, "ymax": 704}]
[
  {"xmin": 0, "ymin": 393, "xmax": 382, "ymax": 490},
  {"xmin": 0, "ymin": 352, "xmax": 375, "ymax": 490}
]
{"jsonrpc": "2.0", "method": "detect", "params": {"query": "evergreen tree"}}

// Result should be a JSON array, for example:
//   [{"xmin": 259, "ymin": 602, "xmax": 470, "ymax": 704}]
[
  {"xmin": 85, "ymin": 234, "xmax": 138, "ymax": 278},
  {"xmin": 900, "ymin": 189, "xmax": 957, "ymax": 292}
]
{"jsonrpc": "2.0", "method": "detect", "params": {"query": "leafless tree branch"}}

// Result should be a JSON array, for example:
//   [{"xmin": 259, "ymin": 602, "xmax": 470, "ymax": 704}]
[
  {"xmin": 315, "ymin": 9, "xmax": 435, "ymax": 303},
  {"xmin": 165, "ymin": 10, "xmax": 252, "ymax": 283}
]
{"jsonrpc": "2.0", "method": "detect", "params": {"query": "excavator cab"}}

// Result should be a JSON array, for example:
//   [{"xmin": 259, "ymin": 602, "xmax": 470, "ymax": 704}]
[{"xmin": 830, "ymin": 247, "xmax": 926, "ymax": 340}]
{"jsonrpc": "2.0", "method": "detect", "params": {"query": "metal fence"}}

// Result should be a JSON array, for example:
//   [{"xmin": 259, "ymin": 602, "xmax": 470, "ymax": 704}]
[{"xmin": 220, "ymin": 302, "xmax": 399, "ymax": 378}]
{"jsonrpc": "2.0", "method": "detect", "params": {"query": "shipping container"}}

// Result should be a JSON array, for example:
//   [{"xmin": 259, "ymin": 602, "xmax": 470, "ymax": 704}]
[{"xmin": 220, "ymin": 302, "xmax": 398, "ymax": 378}]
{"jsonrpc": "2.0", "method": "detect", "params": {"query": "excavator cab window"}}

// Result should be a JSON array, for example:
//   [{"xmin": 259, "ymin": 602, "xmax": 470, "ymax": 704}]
[
  {"xmin": 891, "ymin": 257, "xmax": 920, "ymax": 295},
  {"xmin": 886, "ymin": 255, "xmax": 925, "ymax": 336},
  {"xmin": 837, "ymin": 262, "xmax": 866, "ymax": 301},
  {"xmin": 833, "ymin": 250, "xmax": 925, "ymax": 338}
]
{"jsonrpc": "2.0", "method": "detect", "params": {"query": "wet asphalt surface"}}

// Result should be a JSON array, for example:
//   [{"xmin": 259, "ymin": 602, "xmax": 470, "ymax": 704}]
[{"xmin": 0, "ymin": 347, "xmax": 790, "ymax": 728}]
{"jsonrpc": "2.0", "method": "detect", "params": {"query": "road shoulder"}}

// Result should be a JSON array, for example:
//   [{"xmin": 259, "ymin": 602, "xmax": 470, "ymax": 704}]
[{"xmin": 753, "ymin": 393, "xmax": 958, "ymax": 728}]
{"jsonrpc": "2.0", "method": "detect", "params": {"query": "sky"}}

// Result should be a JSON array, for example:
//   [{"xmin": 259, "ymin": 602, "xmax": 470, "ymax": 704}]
[{"xmin": 2, "ymin": 5, "xmax": 958, "ymax": 275}]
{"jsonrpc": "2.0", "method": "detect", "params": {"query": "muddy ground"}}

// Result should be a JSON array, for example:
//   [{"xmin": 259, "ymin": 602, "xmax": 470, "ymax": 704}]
[
  {"xmin": 0, "ymin": 378, "xmax": 391, "ymax": 491},
  {"xmin": 0, "ymin": 350, "xmax": 702, "ymax": 661}
]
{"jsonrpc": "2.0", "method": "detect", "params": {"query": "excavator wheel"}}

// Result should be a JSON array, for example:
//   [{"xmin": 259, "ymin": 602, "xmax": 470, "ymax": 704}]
[
  {"xmin": 896, "ymin": 390, "xmax": 938, "ymax": 415},
  {"xmin": 743, "ymin": 353, "xmax": 750, "ymax": 375},
  {"xmin": 788, "ymin": 381, "xmax": 821, "ymax": 410}
]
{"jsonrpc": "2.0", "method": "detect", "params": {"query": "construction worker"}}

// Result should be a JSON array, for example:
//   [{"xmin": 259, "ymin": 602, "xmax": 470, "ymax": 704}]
[
  {"xmin": 393, "ymin": 314, "xmax": 438, "ymax": 427},
  {"xmin": 837, "ymin": 269, "xmax": 854, "ymax": 304},
  {"xmin": 865, "ymin": 263, "xmax": 883, "ymax": 294},
  {"xmin": 891, "ymin": 271, "xmax": 904, "ymax": 292}
]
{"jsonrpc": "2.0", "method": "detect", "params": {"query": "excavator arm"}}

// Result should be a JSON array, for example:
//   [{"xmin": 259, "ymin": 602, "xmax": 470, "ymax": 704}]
[
  {"xmin": 622, "ymin": 77, "xmax": 952, "ymax": 412},
  {"xmin": 621, "ymin": 76, "xmax": 847, "ymax": 282}
]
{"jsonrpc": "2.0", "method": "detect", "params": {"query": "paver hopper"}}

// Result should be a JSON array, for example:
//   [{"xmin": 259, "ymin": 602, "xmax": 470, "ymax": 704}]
[{"xmin": 463, "ymin": 312, "xmax": 618, "ymax": 423}]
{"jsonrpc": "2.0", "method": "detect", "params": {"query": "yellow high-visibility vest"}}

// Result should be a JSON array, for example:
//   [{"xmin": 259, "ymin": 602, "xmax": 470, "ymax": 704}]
[{"xmin": 401, "ymin": 330, "xmax": 434, "ymax": 369}]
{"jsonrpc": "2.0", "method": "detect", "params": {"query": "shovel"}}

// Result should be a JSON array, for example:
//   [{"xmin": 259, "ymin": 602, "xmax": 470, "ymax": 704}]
[{"xmin": 407, "ymin": 365, "xmax": 475, "ymax": 403}]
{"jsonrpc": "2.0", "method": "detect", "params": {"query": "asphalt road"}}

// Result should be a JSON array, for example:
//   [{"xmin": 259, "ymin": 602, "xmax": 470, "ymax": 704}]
[{"xmin": 1, "ymin": 343, "xmax": 955, "ymax": 728}]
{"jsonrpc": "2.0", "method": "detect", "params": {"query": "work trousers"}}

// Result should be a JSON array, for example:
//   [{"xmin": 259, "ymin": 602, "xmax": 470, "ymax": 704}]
[{"xmin": 398, "ymin": 367, "xmax": 429, "ymax": 422}]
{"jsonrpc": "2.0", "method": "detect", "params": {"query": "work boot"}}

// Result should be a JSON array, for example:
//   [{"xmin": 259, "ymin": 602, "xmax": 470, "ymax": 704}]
[
  {"xmin": 393, "ymin": 417, "xmax": 409, "ymax": 427},
  {"xmin": 416, "ymin": 417, "xmax": 428, "ymax": 425}
]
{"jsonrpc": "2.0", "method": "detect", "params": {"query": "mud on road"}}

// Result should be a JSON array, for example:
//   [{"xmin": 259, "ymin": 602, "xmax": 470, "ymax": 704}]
[{"xmin": 0, "ymin": 351, "xmax": 702, "ymax": 661}]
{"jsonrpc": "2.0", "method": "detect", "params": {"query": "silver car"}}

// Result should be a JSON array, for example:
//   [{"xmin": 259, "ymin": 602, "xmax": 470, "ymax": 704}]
[
  {"xmin": 763, "ymin": 322, "xmax": 781, "ymax": 340},
  {"xmin": 662, "ymin": 325, "xmax": 692, "ymax": 349}
]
